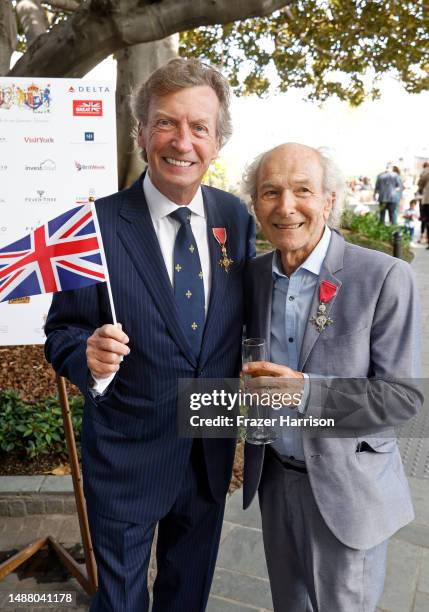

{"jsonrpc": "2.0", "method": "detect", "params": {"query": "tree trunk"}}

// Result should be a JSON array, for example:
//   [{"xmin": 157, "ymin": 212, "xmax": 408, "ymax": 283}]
[
  {"xmin": 115, "ymin": 35, "xmax": 178, "ymax": 189},
  {"xmin": 16, "ymin": 0, "xmax": 49, "ymax": 45},
  {"xmin": 8, "ymin": 0, "xmax": 292, "ymax": 78},
  {"xmin": 0, "ymin": 0, "xmax": 17, "ymax": 75}
]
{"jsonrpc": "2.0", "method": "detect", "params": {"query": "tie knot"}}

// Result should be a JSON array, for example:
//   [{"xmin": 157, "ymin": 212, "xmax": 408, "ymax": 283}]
[{"xmin": 170, "ymin": 207, "xmax": 191, "ymax": 225}]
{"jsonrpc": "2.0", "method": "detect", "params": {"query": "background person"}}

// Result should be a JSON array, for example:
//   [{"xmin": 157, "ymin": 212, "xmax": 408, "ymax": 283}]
[{"xmin": 374, "ymin": 164, "xmax": 402, "ymax": 224}]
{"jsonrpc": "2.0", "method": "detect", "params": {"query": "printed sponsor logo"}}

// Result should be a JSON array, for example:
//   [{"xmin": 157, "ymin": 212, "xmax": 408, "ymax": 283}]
[
  {"xmin": 76, "ymin": 189, "xmax": 96, "ymax": 204},
  {"xmin": 24, "ymin": 190, "xmax": 57, "ymax": 204},
  {"xmin": 8, "ymin": 297, "xmax": 30, "ymax": 304},
  {"xmin": 0, "ymin": 137, "xmax": 6, "ymax": 143},
  {"xmin": 75, "ymin": 161, "xmax": 105, "ymax": 172},
  {"xmin": 68, "ymin": 86, "xmax": 76, "ymax": 93},
  {"xmin": 24, "ymin": 136, "xmax": 54, "ymax": 144},
  {"xmin": 73, "ymin": 100, "xmax": 103, "ymax": 117},
  {"xmin": 0, "ymin": 83, "xmax": 51, "ymax": 113},
  {"xmin": 0, "ymin": 164, "xmax": 7, "ymax": 171},
  {"xmin": 78, "ymin": 85, "xmax": 110, "ymax": 93},
  {"xmin": 70, "ymin": 132, "xmax": 107, "ymax": 145},
  {"xmin": 0, "ymin": 226, "xmax": 7, "ymax": 232},
  {"xmin": 25, "ymin": 159, "xmax": 56, "ymax": 172}
]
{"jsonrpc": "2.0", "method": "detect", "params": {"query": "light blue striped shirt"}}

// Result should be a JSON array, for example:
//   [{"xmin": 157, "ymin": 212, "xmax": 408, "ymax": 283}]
[{"xmin": 271, "ymin": 226, "xmax": 331, "ymax": 461}]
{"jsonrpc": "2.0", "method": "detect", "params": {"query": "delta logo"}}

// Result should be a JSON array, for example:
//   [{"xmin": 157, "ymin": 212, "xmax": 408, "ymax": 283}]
[{"xmin": 73, "ymin": 100, "xmax": 103, "ymax": 117}]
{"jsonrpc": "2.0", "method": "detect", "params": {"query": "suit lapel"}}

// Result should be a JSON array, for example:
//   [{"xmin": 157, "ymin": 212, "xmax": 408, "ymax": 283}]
[
  {"xmin": 117, "ymin": 176, "xmax": 197, "ymax": 367},
  {"xmin": 255, "ymin": 253, "xmax": 274, "ymax": 359},
  {"xmin": 298, "ymin": 231, "xmax": 344, "ymax": 371},
  {"xmin": 199, "ymin": 188, "xmax": 231, "ymax": 368}
]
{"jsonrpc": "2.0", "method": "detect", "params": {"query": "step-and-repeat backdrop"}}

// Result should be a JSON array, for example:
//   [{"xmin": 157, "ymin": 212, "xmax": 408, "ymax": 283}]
[{"xmin": 0, "ymin": 78, "xmax": 117, "ymax": 345}]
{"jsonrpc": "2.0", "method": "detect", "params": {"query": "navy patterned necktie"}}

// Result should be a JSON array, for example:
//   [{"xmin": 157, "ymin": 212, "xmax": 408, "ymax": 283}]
[{"xmin": 170, "ymin": 207, "xmax": 205, "ymax": 356}]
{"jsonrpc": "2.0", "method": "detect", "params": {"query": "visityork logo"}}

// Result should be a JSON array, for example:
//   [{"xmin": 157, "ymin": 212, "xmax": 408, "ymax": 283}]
[
  {"xmin": 24, "ymin": 136, "xmax": 54, "ymax": 144},
  {"xmin": 73, "ymin": 100, "xmax": 103, "ymax": 117}
]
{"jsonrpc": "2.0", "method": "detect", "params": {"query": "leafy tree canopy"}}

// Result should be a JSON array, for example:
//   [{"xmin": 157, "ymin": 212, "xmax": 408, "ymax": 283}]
[{"xmin": 180, "ymin": 0, "xmax": 429, "ymax": 105}]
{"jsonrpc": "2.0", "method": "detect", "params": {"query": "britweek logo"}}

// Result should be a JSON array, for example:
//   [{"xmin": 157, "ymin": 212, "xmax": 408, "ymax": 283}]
[
  {"xmin": 75, "ymin": 161, "xmax": 105, "ymax": 172},
  {"xmin": 24, "ymin": 136, "xmax": 54, "ymax": 144},
  {"xmin": 24, "ymin": 190, "xmax": 57, "ymax": 204},
  {"xmin": 73, "ymin": 100, "xmax": 103, "ymax": 117},
  {"xmin": 25, "ymin": 159, "xmax": 56, "ymax": 171}
]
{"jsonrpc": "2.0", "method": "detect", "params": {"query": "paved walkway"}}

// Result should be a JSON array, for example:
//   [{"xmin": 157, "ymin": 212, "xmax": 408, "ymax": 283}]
[{"xmin": 1, "ymin": 246, "xmax": 428, "ymax": 611}]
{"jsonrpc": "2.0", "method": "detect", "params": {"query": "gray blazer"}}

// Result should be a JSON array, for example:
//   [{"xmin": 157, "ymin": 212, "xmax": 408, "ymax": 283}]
[{"xmin": 243, "ymin": 230, "xmax": 422, "ymax": 550}]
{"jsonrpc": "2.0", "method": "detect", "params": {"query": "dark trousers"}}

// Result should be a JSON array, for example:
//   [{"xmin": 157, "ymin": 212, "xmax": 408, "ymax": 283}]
[
  {"xmin": 88, "ymin": 441, "xmax": 225, "ymax": 612},
  {"xmin": 379, "ymin": 201, "xmax": 396, "ymax": 225},
  {"xmin": 421, "ymin": 203, "xmax": 429, "ymax": 242}
]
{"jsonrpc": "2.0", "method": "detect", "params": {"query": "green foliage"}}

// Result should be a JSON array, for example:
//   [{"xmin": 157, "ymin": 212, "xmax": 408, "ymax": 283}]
[
  {"xmin": 204, "ymin": 158, "xmax": 240, "ymax": 195},
  {"xmin": 346, "ymin": 211, "xmax": 410, "ymax": 245},
  {"xmin": 0, "ymin": 390, "xmax": 83, "ymax": 459},
  {"xmin": 180, "ymin": 1, "xmax": 429, "ymax": 103}
]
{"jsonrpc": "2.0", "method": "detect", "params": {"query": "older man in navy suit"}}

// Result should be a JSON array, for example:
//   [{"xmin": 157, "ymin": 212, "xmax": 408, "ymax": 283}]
[{"xmin": 45, "ymin": 58, "xmax": 255, "ymax": 612}]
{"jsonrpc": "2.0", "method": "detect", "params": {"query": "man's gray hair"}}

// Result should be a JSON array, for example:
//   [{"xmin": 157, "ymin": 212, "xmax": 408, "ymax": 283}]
[
  {"xmin": 241, "ymin": 145, "xmax": 346, "ymax": 228},
  {"xmin": 131, "ymin": 58, "xmax": 232, "ymax": 150}
]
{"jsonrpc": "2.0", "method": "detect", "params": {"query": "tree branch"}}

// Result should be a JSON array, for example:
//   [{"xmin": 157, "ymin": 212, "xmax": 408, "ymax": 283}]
[
  {"xmin": 9, "ymin": 0, "xmax": 294, "ymax": 77},
  {"xmin": 16, "ymin": 0, "xmax": 49, "ymax": 44},
  {"xmin": 45, "ymin": 0, "xmax": 80, "ymax": 10},
  {"xmin": 0, "ymin": 0, "xmax": 17, "ymax": 74}
]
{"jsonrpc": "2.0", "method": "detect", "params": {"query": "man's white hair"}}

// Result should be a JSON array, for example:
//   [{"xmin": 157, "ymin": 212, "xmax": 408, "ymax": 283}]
[{"xmin": 241, "ymin": 144, "xmax": 346, "ymax": 228}]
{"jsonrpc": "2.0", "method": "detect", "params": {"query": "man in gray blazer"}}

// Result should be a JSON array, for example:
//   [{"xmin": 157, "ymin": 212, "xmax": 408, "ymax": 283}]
[
  {"xmin": 374, "ymin": 164, "xmax": 402, "ymax": 224},
  {"xmin": 241, "ymin": 143, "xmax": 422, "ymax": 612}
]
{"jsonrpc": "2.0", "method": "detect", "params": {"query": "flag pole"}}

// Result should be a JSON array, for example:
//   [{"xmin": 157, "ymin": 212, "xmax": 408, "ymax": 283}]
[{"xmin": 90, "ymin": 203, "xmax": 117, "ymax": 325}]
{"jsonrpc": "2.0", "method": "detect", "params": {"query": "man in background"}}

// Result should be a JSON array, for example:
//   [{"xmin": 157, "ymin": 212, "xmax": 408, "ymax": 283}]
[{"xmin": 374, "ymin": 164, "xmax": 402, "ymax": 224}]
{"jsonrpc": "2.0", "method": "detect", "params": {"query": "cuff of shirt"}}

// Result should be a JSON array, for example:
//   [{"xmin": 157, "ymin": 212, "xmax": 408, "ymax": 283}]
[
  {"xmin": 297, "ymin": 373, "xmax": 310, "ymax": 414},
  {"xmin": 90, "ymin": 372, "xmax": 116, "ymax": 396}
]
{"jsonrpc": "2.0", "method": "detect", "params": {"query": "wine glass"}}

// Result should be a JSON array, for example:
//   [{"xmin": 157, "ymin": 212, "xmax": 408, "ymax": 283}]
[{"xmin": 242, "ymin": 338, "xmax": 277, "ymax": 445}]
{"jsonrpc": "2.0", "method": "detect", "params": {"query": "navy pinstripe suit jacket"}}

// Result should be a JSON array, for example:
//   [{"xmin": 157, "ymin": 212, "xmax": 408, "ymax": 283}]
[{"xmin": 45, "ymin": 175, "xmax": 255, "ymax": 524}]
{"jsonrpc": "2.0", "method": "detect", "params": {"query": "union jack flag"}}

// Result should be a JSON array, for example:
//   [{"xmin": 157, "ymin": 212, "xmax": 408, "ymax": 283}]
[{"xmin": 0, "ymin": 204, "xmax": 107, "ymax": 303}]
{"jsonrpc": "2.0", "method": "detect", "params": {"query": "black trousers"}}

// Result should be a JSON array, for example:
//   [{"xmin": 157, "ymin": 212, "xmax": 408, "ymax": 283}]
[{"xmin": 88, "ymin": 440, "xmax": 225, "ymax": 612}]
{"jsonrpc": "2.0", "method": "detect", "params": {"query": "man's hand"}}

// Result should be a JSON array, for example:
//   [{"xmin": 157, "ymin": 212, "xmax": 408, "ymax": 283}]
[
  {"xmin": 86, "ymin": 323, "xmax": 130, "ymax": 379},
  {"xmin": 242, "ymin": 361, "xmax": 303, "ymax": 380},
  {"xmin": 242, "ymin": 361, "xmax": 304, "ymax": 404}
]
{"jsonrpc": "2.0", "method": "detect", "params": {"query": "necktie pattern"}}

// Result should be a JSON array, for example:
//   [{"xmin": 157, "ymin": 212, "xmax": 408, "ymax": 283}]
[{"xmin": 170, "ymin": 208, "xmax": 205, "ymax": 356}]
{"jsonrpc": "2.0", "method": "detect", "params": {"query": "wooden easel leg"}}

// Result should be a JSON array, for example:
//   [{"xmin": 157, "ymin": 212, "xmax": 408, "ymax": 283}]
[
  {"xmin": 56, "ymin": 374, "xmax": 98, "ymax": 594},
  {"xmin": 0, "ymin": 376, "xmax": 98, "ymax": 597}
]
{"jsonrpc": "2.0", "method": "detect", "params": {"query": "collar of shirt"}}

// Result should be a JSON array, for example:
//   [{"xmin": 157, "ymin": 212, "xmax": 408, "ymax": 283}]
[
  {"xmin": 143, "ymin": 172, "xmax": 206, "ymax": 220},
  {"xmin": 272, "ymin": 225, "xmax": 332, "ymax": 279}
]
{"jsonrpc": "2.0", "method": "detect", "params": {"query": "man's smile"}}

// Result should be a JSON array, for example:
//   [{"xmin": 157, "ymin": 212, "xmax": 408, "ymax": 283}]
[
  {"xmin": 163, "ymin": 157, "xmax": 195, "ymax": 167},
  {"xmin": 273, "ymin": 222, "xmax": 305, "ymax": 229}
]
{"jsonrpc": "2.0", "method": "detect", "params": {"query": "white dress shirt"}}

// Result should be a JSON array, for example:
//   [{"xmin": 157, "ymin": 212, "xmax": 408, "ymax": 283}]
[{"xmin": 92, "ymin": 172, "xmax": 212, "ymax": 393}]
